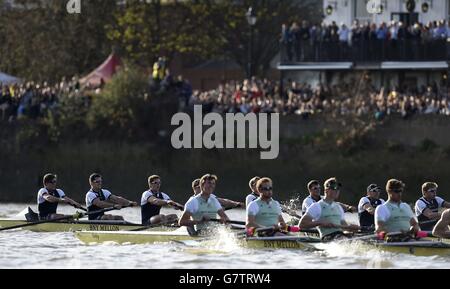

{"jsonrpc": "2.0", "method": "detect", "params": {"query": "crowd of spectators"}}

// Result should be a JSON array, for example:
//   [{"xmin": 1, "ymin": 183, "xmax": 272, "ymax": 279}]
[
  {"xmin": 188, "ymin": 77, "xmax": 450, "ymax": 120},
  {"xmin": 0, "ymin": 78, "xmax": 83, "ymax": 122},
  {"xmin": 2, "ymin": 74, "xmax": 449, "ymax": 124},
  {"xmin": 281, "ymin": 19, "xmax": 450, "ymax": 62}
]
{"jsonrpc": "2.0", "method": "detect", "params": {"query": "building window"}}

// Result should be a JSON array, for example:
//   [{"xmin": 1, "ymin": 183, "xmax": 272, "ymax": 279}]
[{"xmin": 354, "ymin": 0, "xmax": 371, "ymax": 22}]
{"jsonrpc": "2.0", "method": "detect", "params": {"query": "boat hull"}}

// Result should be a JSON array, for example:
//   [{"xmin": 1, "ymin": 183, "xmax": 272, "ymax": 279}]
[
  {"xmin": 75, "ymin": 229, "xmax": 197, "ymax": 244},
  {"xmin": 0, "ymin": 219, "xmax": 175, "ymax": 232}
]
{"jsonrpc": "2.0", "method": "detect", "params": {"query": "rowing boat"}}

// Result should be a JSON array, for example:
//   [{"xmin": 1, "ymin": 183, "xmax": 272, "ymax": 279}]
[
  {"xmin": 0, "ymin": 219, "xmax": 177, "ymax": 233},
  {"xmin": 243, "ymin": 236, "xmax": 321, "ymax": 249},
  {"xmin": 74, "ymin": 228, "xmax": 197, "ymax": 244},
  {"xmin": 74, "ymin": 228, "xmax": 322, "ymax": 250},
  {"xmin": 355, "ymin": 239, "xmax": 450, "ymax": 256}
]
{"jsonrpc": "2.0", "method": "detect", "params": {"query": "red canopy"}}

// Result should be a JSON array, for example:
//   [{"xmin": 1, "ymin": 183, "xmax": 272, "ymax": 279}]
[{"xmin": 80, "ymin": 54, "xmax": 121, "ymax": 87}]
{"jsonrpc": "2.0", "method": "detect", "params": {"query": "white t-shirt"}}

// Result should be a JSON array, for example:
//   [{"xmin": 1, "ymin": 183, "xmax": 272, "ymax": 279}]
[
  {"xmin": 37, "ymin": 188, "xmax": 65, "ymax": 204},
  {"xmin": 414, "ymin": 197, "xmax": 445, "ymax": 216},
  {"xmin": 184, "ymin": 194, "xmax": 222, "ymax": 215},
  {"xmin": 140, "ymin": 190, "xmax": 171, "ymax": 206},
  {"xmin": 302, "ymin": 195, "xmax": 323, "ymax": 214},
  {"xmin": 245, "ymin": 193, "xmax": 259, "ymax": 208},
  {"xmin": 305, "ymin": 200, "xmax": 345, "ymax": 222},
  {"xmin": 86, "ymin": 189, "xmax": 112, "ymax": 207},
  {"xmin": 247, "ymin": 199, "xmax": 282, "ymax": 216},
  {"xmin": 375, "ymin": 202, "xmax": 415, "ymax": 223},
  {"xmin": 358, "ymin": 197, "xmax": 386, "ymax": 213}
]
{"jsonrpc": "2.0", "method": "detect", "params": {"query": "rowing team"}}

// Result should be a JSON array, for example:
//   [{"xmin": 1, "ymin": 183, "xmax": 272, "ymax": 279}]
[{"xmin": 35, "ymin": 173, "xmax": 450, "ymax": 240}]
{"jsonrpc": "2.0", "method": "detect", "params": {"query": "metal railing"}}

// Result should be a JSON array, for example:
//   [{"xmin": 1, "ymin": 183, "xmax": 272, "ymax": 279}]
[{"xmin": 280, "ymin": 38, "xmax": 450, "ymax": 63}]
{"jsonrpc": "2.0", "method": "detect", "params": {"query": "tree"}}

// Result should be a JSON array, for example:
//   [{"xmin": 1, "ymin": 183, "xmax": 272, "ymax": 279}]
[
  {"xmin": 0, "ymin": 0, "xmax": 117, "ymax": 81},
  {"xmin": 107, "ymin": 0, "xmax": 223, "ymax": 67},
  {"xmin": 204, "ymin": 0, "xmax": 321, "ymax": 76}
]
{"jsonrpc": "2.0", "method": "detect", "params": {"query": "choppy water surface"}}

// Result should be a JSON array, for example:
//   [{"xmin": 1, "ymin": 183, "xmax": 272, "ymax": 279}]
[{"xmin": 0, "ymin": 203, "xmax": 449, "ymax": 269}]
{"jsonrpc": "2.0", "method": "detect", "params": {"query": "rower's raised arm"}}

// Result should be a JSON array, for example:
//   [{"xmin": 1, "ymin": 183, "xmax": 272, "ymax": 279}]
[
  {"xmin": 109, "ymin": 195, "xmax": 136, "ymax": 206},
  {"xmin": 217, "ymin": 209, "xmax": 229, "ymax": 224},
  {"xmin": 92, "ymin": 198, "xmax": 115, "ymax": 209}
]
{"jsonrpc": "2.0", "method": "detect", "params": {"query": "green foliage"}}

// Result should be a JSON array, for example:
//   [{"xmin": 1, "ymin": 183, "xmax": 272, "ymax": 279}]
[
  {"xmin": 0, "ymin": 0, "xmax": 116, "ymax": 81},
  {"xmin": 419, "ymin": 138, "xmax": 438, "ymax": 152},
  {"xmin": 85, "ymin": 64, "xmax": 150, "ymax": 138},
  {"xmin": 386, "ymin": 141, "xmax": 406, "ymax": 153},
  {"xmin": 107, "ymin": 0, "xmax": 224, "ymax": 66}
]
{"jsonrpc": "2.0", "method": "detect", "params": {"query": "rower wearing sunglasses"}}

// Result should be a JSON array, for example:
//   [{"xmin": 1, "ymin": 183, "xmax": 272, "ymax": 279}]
[
  {"xmin": 299, "ymin": 178, "xmax": 360, "ymax": 241},
  {"xmin": 301, "ymin": 180, "xmax": 357, "ymax": 216},
  {"xmin": 375, "ymin": 179, "xmax": 420, "ymax": 235},
  {"xmin": 414, "ymin": 182, "xmax": 450, "ymax": 231},
  {"xmin": 358, "ymin": 184, "xmax": 385, "ymax": 228},
  {"xmin": 141, "ymin": 175, "xmax": 184, "ymax": 226},
  {"xmin": 37, "ymin": 173, "xmax": 83, "ymax": 220},
  {"xmin": 246, "ymin": 177, "xmax": 287, "ymax": 237},
  {"xmin": 85, "ymin": 173, "xmax": 138, "ymax": 221}
]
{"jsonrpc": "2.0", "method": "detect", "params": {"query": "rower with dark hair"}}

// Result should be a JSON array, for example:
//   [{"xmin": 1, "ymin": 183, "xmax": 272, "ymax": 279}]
[
  {"xmin": 37, "ymin": 173, "xmax": 83, "ymax": 220},
  {"xmin": 190, "ymin": 178, "xmax": 244, "ymax": 209},
  {"xmin": 358, "ymin": 184, "xmax": 385, "ymax": 227},
  {"xmin": 141, "ymin": 175, "xmax": 183, "ymax": 225},
  {"xmin": 85, "ymin": 173, "xmax": 137, "ymax": 220},
  {"xmin": 375, "ymin": 179, "xmax": 420, "ymax": 235},
  {"xmin": 415, "ymin": 182, "xmax": 450, "ymax": 231},
  {"xmin": 301, "ymin": 179, "xmax": 357, "ymax": 215},
  {"xmin": 179, "ymin": 174, "xmax": 230, "ymax": 233},
  {"xmin": 299, "ymin": 178, "xmax": 360, "ymax": 241}
]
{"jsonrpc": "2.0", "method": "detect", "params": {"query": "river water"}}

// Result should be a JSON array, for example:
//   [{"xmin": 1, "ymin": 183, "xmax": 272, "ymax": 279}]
[{"xmin": 0, "ymin": 203, "xmax": 449, "ymax": 269}]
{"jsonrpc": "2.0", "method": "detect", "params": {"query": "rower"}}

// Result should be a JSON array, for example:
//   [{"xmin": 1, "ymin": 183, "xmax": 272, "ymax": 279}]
[
  {"xmin": 432, "ymin": 209, "xmax": 450, "ymax": 238},
  {"xmin": 301, "ymin": 179, "xmax": 357, "ymax": 215},
  {"xmin": 301, "ymin": 180, "xmax": 322, "ymax": 215},
  {"xmin": 179, "ymin": 174, "xmax": 230, "ymax": 233},
  {"xmin": 245, "ymin": 176, "xmax": 261, "ymax": 207},
  {"xmin": 141, "ymin": 175, "xmax": 183, "ymax": 225},
  {"xmin": 358, "ymin": 184, "xmax": 385, "ymax": 227},
  {"xmin": 246, "ymin": 177, "xmax": 287, "ymax": 236},
  {"xmin": 191, "ymin": 178, "xmax": 244, "ymax": 209},
  {"xmin": 375, "ymin": 179, "xmax": 420, "ymax": 234},
  {"xmin": 37, "ymin": 173, "xmax": 83, "ymax": 220},
  {"xmin": 85, "ymin": 173, "xmax": 137, "ymax": 220},
  {"xmin": 414, "ymin": 182, "xmax": 450, "ymax": 231},
  {"xmin": 299, "ymin": 178, "xmax": 360, "ymax": 241}
]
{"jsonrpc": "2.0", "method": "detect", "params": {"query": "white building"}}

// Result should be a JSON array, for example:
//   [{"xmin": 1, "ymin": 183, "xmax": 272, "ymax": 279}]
[
  {"xmin": 278, "ymin": 0, "xmax": 450, "ymax": 90},
  {"xmin": 323, "ymin": 0, "xmax": 450, "ymax": 26}
]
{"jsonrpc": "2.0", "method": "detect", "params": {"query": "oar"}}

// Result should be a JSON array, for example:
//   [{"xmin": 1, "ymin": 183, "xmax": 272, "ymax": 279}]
[
  {"xmin": 0, "ymin": 206, "xmax": 122, "ymax": 232},
  {"xmin": 347, "ymin": 230, "xmax": 434, "ymax": 242},
  {"xmin": 209, "ymin": 219, "xmax": 246, "ymax": 226},
  {"xmin": 419, "ymin": 219, "xmax": 438, "ymax": 226},
  {"xmin": 69, "ymin": 203, "xmax": 87, "ymax": 212},
  {"xmin": 129, "ymin": 219, "xmax": 180, "ymax": 232}
]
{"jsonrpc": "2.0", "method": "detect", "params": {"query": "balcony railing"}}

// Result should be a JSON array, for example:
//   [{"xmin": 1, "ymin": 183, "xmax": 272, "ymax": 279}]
[{"xmin": 280, "ymin": 38, "xmax": 450, "ymax": 63}]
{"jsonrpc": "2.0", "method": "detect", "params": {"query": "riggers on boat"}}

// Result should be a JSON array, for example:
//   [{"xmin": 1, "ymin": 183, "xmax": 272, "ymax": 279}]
[{"xmin": 0, "ymin": 219, "xmax": 177, "ymax": 233}]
